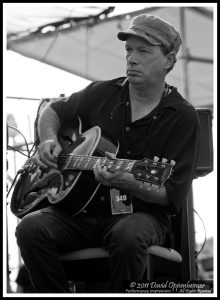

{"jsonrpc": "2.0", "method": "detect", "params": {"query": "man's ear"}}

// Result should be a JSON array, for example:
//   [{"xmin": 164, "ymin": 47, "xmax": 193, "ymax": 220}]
[{"xmin": 165, "ymin": 52, "xmax": 176, "ymax": 70}]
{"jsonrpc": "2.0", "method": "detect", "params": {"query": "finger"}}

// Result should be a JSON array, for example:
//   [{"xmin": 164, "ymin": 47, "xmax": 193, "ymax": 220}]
[
  {"xmin": 38, "ymin": 141, "xmax": 57, "ymax": 161},
  {"xmin": 139, "ymin": 181, "xmax": 145, "ymax": 189},
  {"xmin": 93, "ymin": 159, "xmax": 103, "ymax": 176},
  {"xmin": 43, "ymin": 145, "xmax": 57, "ymax": 162},
  {"xmin": 38, "ymin": 143, "xmax": 60, "ymax": 168},
  {"xmin": 52, "ymin": 143, "xmax": 62, "ymax": 159},
  {"xmin": 31, "ymin": 155, "xmax": 48, "ymax": 169},
  {"xmin": 102, "ymin": 166, "xmax": 111, "ymax": 178},
  {"xmin": 39, "ymin": 154, "xmax": 58, "ymax": 169},
  {"xmin": 44, "ymin": 160, "xmax": 58, "ymax": 169},
  {"xmin": 93, "ymin": 160, "xmax": 112, "ymax": 185},
  {"xmin": 141, "ymin": 181, "xmax": 152, "ymax": 191},
  {"xmin": 93, "ymin": 164, "xmax": 105, "ymax": 184},
  {"xmin": 105, "ymin": 152, "xmax": 116, "ymax": 159}
]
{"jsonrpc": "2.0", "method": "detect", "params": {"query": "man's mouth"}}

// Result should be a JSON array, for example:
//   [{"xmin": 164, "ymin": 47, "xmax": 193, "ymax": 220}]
[{"xmin": 127, "ymin": 69, "xmax": 141, "ymax": 75}]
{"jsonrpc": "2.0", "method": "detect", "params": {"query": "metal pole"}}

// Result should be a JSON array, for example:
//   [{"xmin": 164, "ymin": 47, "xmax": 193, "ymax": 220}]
[
  {"xmin": 7, "ymin": 96, "xmax": 40, "ymax": 101},
  {"xmin": 85, "ymin": 25, "xmax": 89, "ymax": 78},
  {"xmin": 180, "ymin": 7, "xmax": 190, "ymax": 101},
  {"xmin": 179, "ymin": 7, "xmax": 196, "ymax": 279}
]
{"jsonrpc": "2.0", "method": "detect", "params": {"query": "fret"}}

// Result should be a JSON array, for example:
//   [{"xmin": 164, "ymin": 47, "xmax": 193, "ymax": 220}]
[
  {"xmin": 100, "ymin": 157, "xmax": 108, "ymax": 168},
  {"xmin": 106, "ymin": 159, "xmax": 115, "ymax": 171},
  {"xmin": 78, "ymin": 156, "xmax": 89, "ymax": 170},
  {"xmin": 61, "ymin": 154, "xmax": 73, "ymax": 170},
  {"xmin": 58, "ymin": 157, "xmax": 68, "ymax": 170},
  {"xmin": 81, "ymin": 157, "xmax": 92, "ymax": 170},
  {"xmin": 63, "ymin": 155, "xmax": 137, "ymax": 174},
  {"xmin": 79, "ymin": 158, "xmax": 87, "ymax": 170},
  {"xmin": 61, "ymin": 154, "xmax": 170, "ymax": 187},
  {"xmin": 89, "ymin": 157, "xmax": 98, "ymax": 169},
  {"xmin": 69, "ymin": 155, "xmax": 83, "ymax": 169},
  {"xmin": 124, "ymin": 160, "xmax": 136, "ymax": 172},
  {"xmin": 84, "ymin": 156, "xmax": 94, "ymax": 170},
  {"xmin": 112, "ymin": 160, "xmax": 124, "ymax": 172}
]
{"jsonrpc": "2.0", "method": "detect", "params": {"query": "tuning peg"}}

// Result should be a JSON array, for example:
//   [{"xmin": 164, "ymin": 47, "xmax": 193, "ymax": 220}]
[
  {"xmin": 170, "ymin": 160, "xmax": 176, "ymax": 166},
  {"xmin": 162, "ymin": 158, "xmax": 168, "ymax": 163},
  {"xmin": 153, "ymin": 156, "xmax": 159, "ymax": 165}
]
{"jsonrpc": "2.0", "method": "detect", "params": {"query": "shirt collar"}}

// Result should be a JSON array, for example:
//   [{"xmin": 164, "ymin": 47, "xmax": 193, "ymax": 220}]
[
  {"xmin": 114, "ymin": 78, "xmax": 182, "ymax": 110},
  {"xmin": 161, "ymin": 86, "xmax": 183, "ymax": 110},
  {"xmin": 114, "ymin": 77, "xmax": 128, "ymax": 87}
]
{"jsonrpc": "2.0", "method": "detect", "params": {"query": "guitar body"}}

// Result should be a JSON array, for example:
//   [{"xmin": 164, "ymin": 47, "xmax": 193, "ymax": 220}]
[{"xmin": 11, "ymin": 118, "xmax": 118, "ymax": 218}]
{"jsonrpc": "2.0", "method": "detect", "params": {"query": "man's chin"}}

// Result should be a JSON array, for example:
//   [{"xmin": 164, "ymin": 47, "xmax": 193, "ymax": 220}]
[{"xmin": 127, "ymin": 75, "xmax": 142, "ymax": 84}]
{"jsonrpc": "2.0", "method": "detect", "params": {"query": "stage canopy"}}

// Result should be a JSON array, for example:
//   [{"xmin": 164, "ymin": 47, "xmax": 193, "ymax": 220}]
[{"xmin": 6, "ymin": 4, "xmax": 214, "ymax": 108}]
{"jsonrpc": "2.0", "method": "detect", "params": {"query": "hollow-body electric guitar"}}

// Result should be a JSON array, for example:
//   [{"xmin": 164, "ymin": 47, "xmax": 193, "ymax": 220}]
[{"xmin": 10, "ymin": 117, "xmax": 174, "ymax": 218}]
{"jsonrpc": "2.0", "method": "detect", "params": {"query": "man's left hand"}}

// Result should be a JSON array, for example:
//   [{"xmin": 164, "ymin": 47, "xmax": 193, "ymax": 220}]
[{"xmin": 93, "ymin": 152, "xmax": 134, "ymax": 187}]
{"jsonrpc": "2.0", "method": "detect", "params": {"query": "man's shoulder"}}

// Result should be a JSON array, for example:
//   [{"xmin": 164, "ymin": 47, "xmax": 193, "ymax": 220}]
[
  {"xmin": 87, "ymin": 76, "xmax": 126, "ymax": 91},
  {"xmin": 168, "ymin": 86, "xmax": 197, "ymax": 111},
  {"xmin": 166, "ymin": 86, "xmax": 199, "ymax": 125},
  {"xmin": 174, "ymin": 90, "xmax": 201, "ymax": 125}
]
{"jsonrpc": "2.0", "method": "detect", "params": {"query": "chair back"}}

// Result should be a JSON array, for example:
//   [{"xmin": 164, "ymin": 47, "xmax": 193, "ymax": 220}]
[{"xmin": 171, "ymin": 108, "xmax": 213, "ymax": 279}]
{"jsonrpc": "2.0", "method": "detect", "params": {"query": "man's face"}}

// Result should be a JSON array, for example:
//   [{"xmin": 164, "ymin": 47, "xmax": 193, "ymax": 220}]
[{"xmin": 125, "ymin": 36, "xmax": 168, "ymax": 86}]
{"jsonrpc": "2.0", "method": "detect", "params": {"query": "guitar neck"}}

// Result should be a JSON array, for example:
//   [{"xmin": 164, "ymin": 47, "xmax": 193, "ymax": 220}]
[{"xmin": 59, "ymin": 155, "xmax": 136, "ymax": 173}]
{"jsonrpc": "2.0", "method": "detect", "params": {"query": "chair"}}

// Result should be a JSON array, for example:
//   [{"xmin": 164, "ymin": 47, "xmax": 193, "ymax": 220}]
[
  {"xmin": 59, "ymin": 108, "xmax": 213, "ymax": 292},
  {"xmin": 59, "ymin": 200, "xmax": 187, "ymax": 292},
  {"xmin": 60, "ymin": 245, "xmax": 182, "ymax": 292},
  {"xmin": 59, "ymin": 192, "xmax": 187, "ymax": 292}
]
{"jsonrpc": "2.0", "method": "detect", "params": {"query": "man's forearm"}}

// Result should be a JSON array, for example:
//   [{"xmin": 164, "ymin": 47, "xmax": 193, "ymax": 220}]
[
  {"xmin": 117, "ymin": 177, "xmax": 170, "ymax": 206},
  {"xmin": 38, "ymin": 105, "xmax": 61, "ymax": 142}
]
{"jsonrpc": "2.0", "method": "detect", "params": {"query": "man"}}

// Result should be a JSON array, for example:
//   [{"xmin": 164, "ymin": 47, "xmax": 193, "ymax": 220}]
[{"xmin": 15, "ymin": 14, "xmax": 200, "ymax": 293}]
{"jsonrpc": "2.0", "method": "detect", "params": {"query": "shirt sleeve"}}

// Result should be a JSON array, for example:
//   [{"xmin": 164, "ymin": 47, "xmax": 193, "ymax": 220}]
[
  {"xmin": 49, "ymin": 82, "xmax": 95, "ymax": 127},
  {"xmin": 163, "ymin": 104, "xmax": 201, "ymax": 214}
]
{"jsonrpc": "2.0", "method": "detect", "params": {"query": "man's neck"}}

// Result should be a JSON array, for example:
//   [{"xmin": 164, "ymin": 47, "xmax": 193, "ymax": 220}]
[
  {"xmin": 128, "ymin": 81, "xmax": 166, "ymax": 122},
  {"xmin": 129, "ymin": 81, "xmax": 166, "ymax": 105}
]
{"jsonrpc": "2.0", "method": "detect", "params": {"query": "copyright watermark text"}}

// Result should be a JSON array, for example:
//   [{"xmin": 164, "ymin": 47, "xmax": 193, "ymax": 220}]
[{"xmin": 125, "ymin": 280, "xmax": 213, "ymax": 293}]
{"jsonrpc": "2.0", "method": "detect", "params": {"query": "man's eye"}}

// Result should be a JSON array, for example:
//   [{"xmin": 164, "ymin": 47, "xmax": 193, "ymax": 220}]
[{"xmin": 140, "ymin": 49, "xmax": 152, "ymax": 53}]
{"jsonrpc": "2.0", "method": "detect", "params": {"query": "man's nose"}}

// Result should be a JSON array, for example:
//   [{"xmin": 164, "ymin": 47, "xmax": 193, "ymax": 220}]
[{"xmin": 127, "ymin": 51, "xmax": 138, "ymax": 64}]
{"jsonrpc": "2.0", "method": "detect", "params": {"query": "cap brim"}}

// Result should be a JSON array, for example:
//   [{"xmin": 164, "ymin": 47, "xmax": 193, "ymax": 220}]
[{"xmin": 117, "ymin": 30, "xmax": 161, "ymax": 46}]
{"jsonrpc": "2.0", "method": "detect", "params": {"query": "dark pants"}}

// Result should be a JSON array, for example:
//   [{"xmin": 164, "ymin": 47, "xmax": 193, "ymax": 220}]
[{"xmin": 15, "ymin": 206, "xmax": 168, "ymax": 293}]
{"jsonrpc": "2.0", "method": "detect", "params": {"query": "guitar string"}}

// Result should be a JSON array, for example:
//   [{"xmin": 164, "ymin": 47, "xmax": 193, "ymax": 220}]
[
  {"xmin": 57, "ymin": 155, "xmax": 169, "ymax": 173},
  {"xmin": 60, "ymin": 157, "xmax": 136, "ymax": 171},
  {"xmin": 58, "ymin": 154, "xmax": 169, "ymax": 167},
  {"xmin": 57, "ymin": 154, "xmax": 167, "ymax": 184}
]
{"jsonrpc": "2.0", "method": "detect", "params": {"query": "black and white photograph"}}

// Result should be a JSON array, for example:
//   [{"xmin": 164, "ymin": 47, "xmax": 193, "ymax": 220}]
[{"xmin": 3, "ymin": 3, "xmax": 216, "ymax": 297}]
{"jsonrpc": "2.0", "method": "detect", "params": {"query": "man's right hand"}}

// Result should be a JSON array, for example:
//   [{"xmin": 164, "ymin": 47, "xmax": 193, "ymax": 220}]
[{"xmin": 32, "ymin": 139, "xmax": 62, "ymax": 169}]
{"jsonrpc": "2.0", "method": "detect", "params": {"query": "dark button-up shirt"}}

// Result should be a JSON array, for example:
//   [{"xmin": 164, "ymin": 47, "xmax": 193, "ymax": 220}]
[{"xmin": 51, "ymin": 77, "xmax": 200, "ymax": 221}]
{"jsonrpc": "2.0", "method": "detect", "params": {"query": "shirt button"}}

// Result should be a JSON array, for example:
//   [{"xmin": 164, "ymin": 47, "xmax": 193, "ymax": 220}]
[{"xmin": 125, "ymin": 126, "xmax": 130, "ymax": 131}]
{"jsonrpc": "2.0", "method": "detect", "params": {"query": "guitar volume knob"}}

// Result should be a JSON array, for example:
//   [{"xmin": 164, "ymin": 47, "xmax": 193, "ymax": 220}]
[{"xmin": 150, "ymin": 169, "xmax": 158, "ymax": 174}]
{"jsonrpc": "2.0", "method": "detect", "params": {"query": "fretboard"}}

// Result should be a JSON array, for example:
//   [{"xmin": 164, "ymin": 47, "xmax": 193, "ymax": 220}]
[{"xmin": 58, "ymin": 154, "xmax": 136, "ymax": 173}]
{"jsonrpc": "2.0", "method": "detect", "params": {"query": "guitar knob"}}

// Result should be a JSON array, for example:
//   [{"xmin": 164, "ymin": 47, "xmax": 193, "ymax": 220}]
[{"xmin": 150, "ymin": 169, "xmax": 158, "ymax": 175}]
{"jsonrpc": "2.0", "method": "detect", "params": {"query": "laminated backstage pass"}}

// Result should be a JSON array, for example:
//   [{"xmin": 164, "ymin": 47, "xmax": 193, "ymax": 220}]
[{"xmin": 110, "ymin": 188, "xmax": 133, "ymax": 215}]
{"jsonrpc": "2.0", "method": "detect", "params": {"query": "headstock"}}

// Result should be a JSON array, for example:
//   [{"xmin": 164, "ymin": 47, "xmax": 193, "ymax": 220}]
[{"xmin": 132, "ymin": 158, "xmax": 175, "ymax": 187}]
